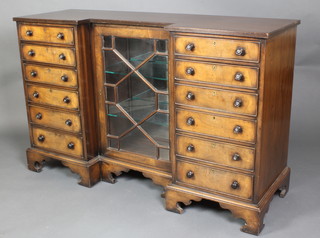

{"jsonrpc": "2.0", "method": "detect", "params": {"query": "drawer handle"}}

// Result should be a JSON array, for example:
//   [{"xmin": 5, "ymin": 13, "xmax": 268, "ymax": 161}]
[
  {"xmin": 67, "ymin": 142, "xmax": 75, "ymax": 150},
  {"xmin": 35, "ymin": 113, "xmax": 42, "ymax": 120},
  {"xmin": 26, "ymin": 30, "xmax": 33, "ymax": 36},
  {"xmin": 28, "ymin": 50, "xmax": 35, "ymax": 57},
  {"xmin": 231, "ymin": 181, "xmax": 240, "ymax": 189},
  {"xmin": 33, "ymin": 91, "xmax": 39, "ymax": 98},
  {"xmin": 186, "ymin": 117, "xmax": 195, "ymax": 126},
  {"xmin": 186, "ymin": 92, "xmax": 195, "ymax": 101},
  {"xmin": 233, "ymin": 125, "xmax": 243, "ymax": 134},
  {"xmin": 65, "ymin": 119, "xmax": 72, "ymax": 126},
  {"xmin": 187, "ymin": 144, "xmax": 195, "ymax": 152},
  {"xmin": 59, "ymin": 53, "xmax": 66, "ymax": 60},
  {"xmin": 30, "ymin": 71, "xmax": 37, "ymax": 77},
  {"xmin": 37, "ymin": 135, "xmax": 45, "ymax": 142},
  {"xmin": 232, "ymin": 153, "xmax": 241, "ymax": 161},
  {"xmin": 235, "ymin": 47, "xmax": 246, "ymax": 56},
  {"xmin": 186, "ymin": 170, "xmax": 194, "ymax": 178},
  {"xmin": 185, "ymin": 43, "xmax": 195, "ymax": 51},
  {"xmin": 61, "ymin": 75, "xmax": 68, "ymax": 82},
  {"xmin": 63, "ymin": 96, "xmax": 71, "ymax": 104},
  {"xmin": 234, "ymin": 72, "xmax": 244, "ymax": 82},
  {"xmin": 57, "ymin": 32, "xmax": 65, "ymax": 40},
  {"xmin": 185, "ymin": 67, "xmax": 195, "ymax": 75},
  {"xmin": 233, "ymin": 98, "xmax": 243, "ymax": 108}
]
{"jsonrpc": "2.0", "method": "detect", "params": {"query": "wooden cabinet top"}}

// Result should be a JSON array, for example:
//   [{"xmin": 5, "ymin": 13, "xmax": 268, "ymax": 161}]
[{"xmin": 13, "ymin": 9, "xmax": 300, "ymax": 39}]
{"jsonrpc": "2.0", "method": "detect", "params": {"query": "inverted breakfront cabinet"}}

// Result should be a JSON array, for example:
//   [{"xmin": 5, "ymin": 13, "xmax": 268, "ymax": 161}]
[{"xmin": 14, "ymin": 10, "xmax": 300, "ymax": 235}]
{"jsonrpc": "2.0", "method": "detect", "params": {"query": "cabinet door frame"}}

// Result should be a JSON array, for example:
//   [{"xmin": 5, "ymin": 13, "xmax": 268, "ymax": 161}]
[{"xmin": 92, "ymin": 25, "xmax": 172, "ymax": 171}]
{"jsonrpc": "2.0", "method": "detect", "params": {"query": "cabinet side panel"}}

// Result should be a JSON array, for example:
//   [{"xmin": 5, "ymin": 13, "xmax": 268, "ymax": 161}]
[
  {"xmin": 255, "ymin": 27, "xmax": 297, "ymax": 201},
  {"xmin": 76, "ymin": 23, "xmax": 98, "ymax": 159}
]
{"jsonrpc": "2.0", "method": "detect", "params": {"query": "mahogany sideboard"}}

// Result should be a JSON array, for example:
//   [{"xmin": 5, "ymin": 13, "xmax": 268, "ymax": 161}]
[{"xmin": 13, "ymin": 10, "xmax": 300, "ymax": 235}]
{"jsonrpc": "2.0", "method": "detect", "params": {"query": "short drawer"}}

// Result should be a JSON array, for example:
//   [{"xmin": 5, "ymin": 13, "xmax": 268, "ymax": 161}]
[
  {"xmin": 175, "ymin": 36, "xmax": 260, "ymax": 62},
  {"xmin": 19, "ymin": 24, "xmax": 74, "ymax": 45},
  {"xmin": 176, "ymin": 135, "xmax": 255, "ymax": 171},
  {"xmin": 175, "ymin": 84, "xmax": 258, "ymax": 116},
  {"xmin": 29, "ymin": 106, "xmax": 81, "ymax": 133},
  {"xmin": 176, "ymin": 109, "xmax": 256, "ymax": 143},
  {"xmin": 176, "ymin": 160, "xmax": 253, "ymax": 199},
  {"xmin": 32, "ymin": 127, "xmax": 83, "ymax": 158},
  {"xmin": 24, "ymin": 64, "xmax": 78, "ymax": 88},
  {"xmin": 22, "ymin": 44, "xmax": 76, "ymax": 66},
  {"xmin": 27, "ymin": 85, "xmax": 79, "ymax": 110},
  {"xmin": 175, "ymin": 60, "xmax": 259, "ymax": 89}
]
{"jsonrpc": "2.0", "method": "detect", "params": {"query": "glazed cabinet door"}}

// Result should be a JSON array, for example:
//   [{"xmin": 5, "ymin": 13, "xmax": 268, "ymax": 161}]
[{"xmin": 93, "ymin": 26, "xmax": 171, "ymax": 165}]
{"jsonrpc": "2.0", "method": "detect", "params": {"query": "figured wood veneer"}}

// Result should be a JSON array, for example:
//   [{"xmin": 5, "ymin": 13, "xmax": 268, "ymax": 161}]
[{"xmin": 14, "ymin": 10, "xmax": 299, "ymax": 236}]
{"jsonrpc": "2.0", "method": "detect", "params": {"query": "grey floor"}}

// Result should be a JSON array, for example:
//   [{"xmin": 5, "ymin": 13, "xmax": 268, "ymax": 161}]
[{"xmin": 0, "ymin": 66, "xmax": 320, "ymax": 238}]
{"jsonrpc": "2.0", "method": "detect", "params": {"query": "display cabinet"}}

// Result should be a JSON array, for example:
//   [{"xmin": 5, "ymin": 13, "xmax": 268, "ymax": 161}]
[{"xmin": 14, "ymin": 10, "xmax": 300, "ymax": 235}]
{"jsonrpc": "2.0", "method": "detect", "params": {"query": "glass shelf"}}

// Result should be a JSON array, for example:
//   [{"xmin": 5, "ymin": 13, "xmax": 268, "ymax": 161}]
[
  {"xmin": 105, "ymin": 54, "xmax": 168, "ymax": 81},
  {"xmin": 107, "ymin": 89, "xmax": 168, "ymax": 126}
]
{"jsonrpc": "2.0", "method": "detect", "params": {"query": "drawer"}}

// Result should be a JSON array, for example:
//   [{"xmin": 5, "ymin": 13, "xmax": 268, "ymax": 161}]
[
  {"xmin": 175, "ymin": 36, "xmax": 260, "ymax": 62},
  {"xmin": 21, "ymin": 44, "xmax": 76, "ymax": 66},
  {"xmin": 175, "ymin": 60, "xmax": 259, "ymax": 89},
  {"xmin": 176, "ymin": 109, "xmax": 256, "ymax": 143},
  {"xmin": 29, "ymin": 106, "xmax": 81, "ymax": 133},
  {"xmin": 24, "ymin": 64, "xmax": 78, "ymax": 88},
  {"xmin": 32, "ymin": 127, "xmax": 83, "ymax": 158},
  {"xmin": 27, "ymin": 85, "xmax": 79, "ymax": 110},
  {"xmin": 175, "ymin": 84, "xmax": 258, "ymax": 116},
  {"xmin": 19, "ymin": 25, "xmax": 74, "ymax": 45},
  {"xmin": 176, "ymin": 135, "xmax": 255, "ymax": 171},
  {"xmin": 176, "ymin": 160, "xmax": 253, "ymax": 199}
]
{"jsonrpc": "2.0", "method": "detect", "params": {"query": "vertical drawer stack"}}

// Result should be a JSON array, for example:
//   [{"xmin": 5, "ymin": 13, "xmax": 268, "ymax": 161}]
[
  {"xmin": 18, "ymin": 24, "xmax": 84, "ymax": 159},
  {"xmin": 173, "ymin": 34, "xmax": 261, "ymax": 201}
]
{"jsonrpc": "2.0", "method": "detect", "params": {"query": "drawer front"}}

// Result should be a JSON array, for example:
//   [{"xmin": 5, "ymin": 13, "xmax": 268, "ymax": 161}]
[
  {"xmin": 175, "ymin": 36, "xmax": 260, "ymax": 62},
  {"xmin": 175, "ymin": 84, "xmax": 258, "ymax": 116},
  {"xmin": 22, "ymin": 44, "xmax": 76, "ymax": 66},
  {"xmin": 176, "ymin": 109, "xmax": 256, "ymax": 143},
  {"xmin": 27, "ymin": 85, "xmax": 79, "ymax": 110},
  {"xmin": 177, "ymin": 160, "xmax": 253, "ymax": 199},
  {"xmin": 24, "ymin": 64, "xmax": 78, "ymax": 88},
  {"xmin": 32, "ymin": 127, "xmax": 83, "ymax": 158},
  {"xmin": 19, "ymin": 25, "xmax": 74, "ymax": 44},
  {"xmin": 176, "ymin": 135, "xmax": 255, "ymax": 171},
  {"xmin": 29, "ymin": 106, "xmax": 81, "ymax": 133},
  {"xmin": 175, "ymin": 60, "xmax": 259, "ymax": 89}
]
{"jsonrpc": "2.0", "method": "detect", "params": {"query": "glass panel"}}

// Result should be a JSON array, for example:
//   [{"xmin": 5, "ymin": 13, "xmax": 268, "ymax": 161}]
[
  {"xmin": 105, "ymin": 86, "xmax": 115, "ymax": 102},
  {"xmin": 104, "ymin": 50, "xmax": 132, "ymax": 84},
  {"xmin": 103, "ymin": 35, "xmax": 169, "ymax": 160},
  {"xmin": 120, "ymin": 128, "xmax": 157, "ymax": 158},
  {"xmin": 117, "ymin": 74, "xmax": 155, "ymax": 122},
  {"xmin": 141, "ymin": 112, "xmax": 169, "ymax": 147},
  {"xmin": 138, "ymin": 55, "xmax": 168, "ymax": 91},
  {"xmin": 159, "ymin": 148, "xmax": 170, "ymax": 161},
  {"xmin": 103, "ymin": 36, "xmax": 112, "ymax": 48},
  {"xmin": 115, "ymin": 37, "xmax": 154, "ymax": 67},
  {"xmin": 158, "ymin": 94, "xmax": 168, "ymax": 111},
  {"xmin": 108, "ymin": 138, "xmax": 119, "ymax": 150},
  {"xmin": 107, "ymin": 104, "xmax": 133, "ymax": 136},
  {"xmin": 156, "ymin": 40, "xmax": 167, "ymax": 53}
]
